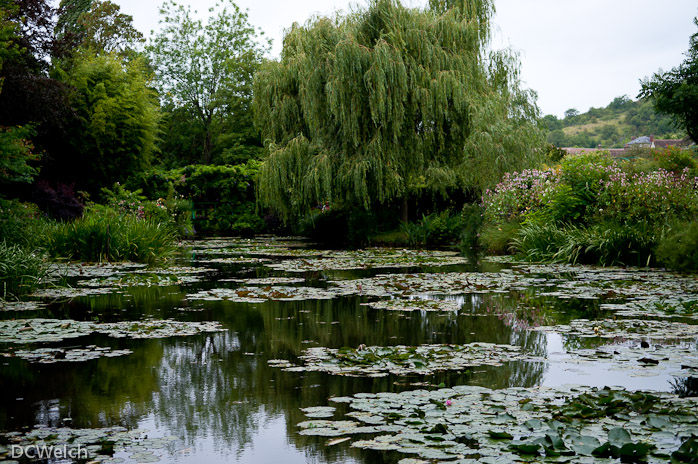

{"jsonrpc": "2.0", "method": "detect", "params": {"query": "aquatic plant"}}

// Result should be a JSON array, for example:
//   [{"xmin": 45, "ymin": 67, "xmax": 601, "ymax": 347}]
[
  {"xmin": 0, "ymin": 242, "xmax": 48, "ymax": 299},
  {"xmin": 44, "ymin": 208, "xmax": 177, "ymax": 264}
]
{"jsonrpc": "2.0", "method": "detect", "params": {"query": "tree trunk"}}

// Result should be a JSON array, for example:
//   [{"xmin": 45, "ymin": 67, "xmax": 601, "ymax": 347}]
[
  {"xmin": 401, "ymin": 196, "xmax": 409, "ymax": 223},
  {"xmin": 202, "ymin": 129, "xmax": 212, "ymax": 164}
]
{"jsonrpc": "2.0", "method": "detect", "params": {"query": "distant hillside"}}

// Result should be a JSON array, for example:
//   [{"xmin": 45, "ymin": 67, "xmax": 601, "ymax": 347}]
[{"xmin": 542, "ymin": 96, "xmax": 686, "ymax": 148}]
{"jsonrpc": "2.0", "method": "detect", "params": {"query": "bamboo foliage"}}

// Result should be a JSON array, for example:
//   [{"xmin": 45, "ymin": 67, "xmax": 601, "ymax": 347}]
[{"xmin": 253, "ymin": 0, "xmax": 544, "ymax": 222}]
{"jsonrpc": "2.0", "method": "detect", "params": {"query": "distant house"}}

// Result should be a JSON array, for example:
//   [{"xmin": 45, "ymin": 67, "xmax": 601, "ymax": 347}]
[
  {"xmin": 624, "ymin": 135, "xmax": 693, "ymax": 149},
  {"xmin": 625, "ymin": 135, "xmax": 653, "ymax": 148},
  {"xmin": 562, "ymin": 135, "xmax": 693, "ymax": 159}
]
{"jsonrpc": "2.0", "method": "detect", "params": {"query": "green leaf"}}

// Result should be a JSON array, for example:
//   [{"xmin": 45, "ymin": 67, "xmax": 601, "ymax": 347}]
[
  {"xmin": 488, "ymin": 430, "xmax": 513, "ymax": 440},
  {"xmin": 608, "ymin": 427, "xmax": 632, "ymax": 447}
]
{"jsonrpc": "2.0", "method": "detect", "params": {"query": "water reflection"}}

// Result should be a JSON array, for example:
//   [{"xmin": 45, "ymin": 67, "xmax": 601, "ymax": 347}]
[{"xmin": 1, "ymin": 240, "xmax": 691, "ymax": 463}]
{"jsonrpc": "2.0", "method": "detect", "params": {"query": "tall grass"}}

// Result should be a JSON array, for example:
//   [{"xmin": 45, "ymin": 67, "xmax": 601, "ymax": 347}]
[
  {"xmin": 0, "ymin": 242, "xmax": 48, "ymax": 299},
  {"xmin": 45, "ymin": 209, "xmax": 177, "ymax": 264},
  {"xmin": 512, "ymin": 222, "xmax": 657, "ymax": 267}
]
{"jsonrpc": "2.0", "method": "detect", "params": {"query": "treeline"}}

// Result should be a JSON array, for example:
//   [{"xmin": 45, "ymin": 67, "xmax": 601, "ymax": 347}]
[
  {"xmin": 0, "ymin": 0, "xmax": 266, "ymax": 232},
  {"xmin": 542, "ymin": 95, "xmax": 686, "ymax": 149}
]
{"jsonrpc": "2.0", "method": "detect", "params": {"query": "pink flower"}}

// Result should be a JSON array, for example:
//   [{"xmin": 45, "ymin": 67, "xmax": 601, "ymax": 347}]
[{"xmin": 445, "ymin": 399, "xmax": 452, "ymax": 406}]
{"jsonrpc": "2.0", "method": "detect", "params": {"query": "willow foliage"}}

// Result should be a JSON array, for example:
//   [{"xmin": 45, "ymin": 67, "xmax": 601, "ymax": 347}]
[{"xmin": 254, "ymin": 0, "xmax": 544, "ymax": 222}]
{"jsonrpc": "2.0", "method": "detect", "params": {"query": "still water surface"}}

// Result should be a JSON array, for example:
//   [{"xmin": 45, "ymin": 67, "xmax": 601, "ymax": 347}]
[{"xmin": 1, "ymin": 238, "xmax": 695, "ymax": 463}]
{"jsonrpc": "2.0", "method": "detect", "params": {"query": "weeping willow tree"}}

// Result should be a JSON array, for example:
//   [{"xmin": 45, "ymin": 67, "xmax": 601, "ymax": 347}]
[{"xmin": 253, "ymin": 0, "xmax": 544, "ymax": 223}]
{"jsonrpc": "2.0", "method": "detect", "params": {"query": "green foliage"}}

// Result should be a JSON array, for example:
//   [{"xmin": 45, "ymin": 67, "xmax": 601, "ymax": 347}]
[
  {"xmin": 0, "ymin": 241, "xmax": 47, "ymax": 299},
  {"xmin": 479, "ymin": 221, "xmax": 520, "ymax": 255},
  {"xmin": 544, "ymin": 96, "xmax": 684, "ymax": 149},
  {"xmin": 230, "ymin": 203, "xmax": 265, "ymax": 237},
  {"xmin": 400, "ymin": 211, "xmax": 464, "ymax": 248},
  {"xmin": 656, "ymin": 221, "xmax": 698, "ymax": 272},
  {"xmin": 482, "ymin": 153, "xmax": 698, "ymax": 269},
  {"xmin": 0, "ymin": 125, "xmax": 40, "ymax": 188},
  {"xmin": 559, "ymin": 151, "xmax": 613, "ymax": 207},
  {"xmin": 254, "ymin": 0, "xmax": 544, "ymax": 224},
  {"xmin": 596, "ymin": 168, "xmax": 698, "ymax": 225},
  {"xmin": 0, "ymin": 199, "xmax": 47, "ymax": 248},
  {"xmin": 512, "ymin": 221, "xmax": 657, "ymax": 267},
  {"xmin": 639, "ymin": 16, "xmax": 698, "ymax": 141},
  {"xmin": 148, "ymin": 0, "xmax": 268, "ymax": 164},
  {"xmin": 652, "ymin": 146, "xmax": 697, "ymax": 174},
  {"xmin": 75, "ymin": 1, "xmax": 144, "ymax": 55},
  {"xmin": 57, "ymin": 52, "xmax": 159, "ymax": 194},
  {"xmin": 45, "ymin": 207, "xmax": 177, "ymax": 263},
  {"xmin": 459, "ymin": 203, "xmax": 484, "ymax": 251},
  {"xmin": 0, "ymin": 0, "xmax": 21, "ymax": 88},
  {"xmin": 100, "ymin": 183, "xmax": 194, "ymax": 237},
  {"xmin": 126, "ymin": 161, "xmax": 263, "ymax": 235}
]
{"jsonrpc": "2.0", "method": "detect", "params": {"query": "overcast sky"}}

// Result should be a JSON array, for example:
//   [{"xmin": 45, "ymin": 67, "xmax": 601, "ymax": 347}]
[{"xmin": 112, "ymin": 0, "xmax": 697, "ymax": 118}]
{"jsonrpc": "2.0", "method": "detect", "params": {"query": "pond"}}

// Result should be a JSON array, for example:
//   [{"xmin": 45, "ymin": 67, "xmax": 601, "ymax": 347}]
[{"xmin": 1, "ymin": 237, "xmax": 697, "ymax": 463}]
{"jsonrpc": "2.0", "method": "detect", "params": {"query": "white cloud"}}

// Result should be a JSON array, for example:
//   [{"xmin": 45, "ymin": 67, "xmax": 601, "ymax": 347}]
[{"xmin": 113, "ymin": 0, "xmax": 698, "ymax": 117}]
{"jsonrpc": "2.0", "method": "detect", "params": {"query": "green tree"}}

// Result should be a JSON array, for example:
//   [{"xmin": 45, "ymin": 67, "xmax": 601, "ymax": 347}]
[
  {"xmin": 57, "ymin": 53, "xmax": 159, "ymax": 192},
  {"xmin": 0, "ymin": 0, "xmax": 20, "ymax": 93},
  {"xmin": 75, "ymin": 1, "xmax": 144, "ymax": 55},
  {"xmin": 0, "ymin": 125, "xmax": 40, "ymax": 190},
  {"xmin": 639, "ymin": 16, "xmax": 698, "ymax": 141},
  {"xmin": 253, "ymin": 0, "xmax": 544, "ymax": 223},
  {"xmin": 147, "ymin": 0, "xmax": 269, "ymax": 164}
]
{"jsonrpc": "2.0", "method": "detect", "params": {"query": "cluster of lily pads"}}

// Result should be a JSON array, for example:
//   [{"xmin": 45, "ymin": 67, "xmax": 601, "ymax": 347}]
[
  {"xmin": 0, "ymin": 318, "xmax": 226, "ymax": 344},
  {"xmin": 0, "ymin": 426, "xmax": 178, "ymax": 463},
  {"xmin": 3, "ymin": 346, "xmax": 133, "ymax": 364},
  {"xmin": 269, "ymin": 343, "xmax": 525, "ymax": 377},
  {"xmin": 264, "ymin": 249, "xmax": 469, "ymax": 273},
  {"xmin": 298, "ymin": 385, "xmax": 698, "ymax": 463},
  {"xmin": 360, "ymin": 296, "xmax": 463, "ymax": 312},
  {"xmin": 187, "ymin": 285, "xmax": 335, "ymax": 303},
  {"xmin": 532, "ymin": 318, "xmax": 698, "ymax": 341},
  {"xmin": 560, "ymin": 342, "xmax": 698, "ymax": 379}
]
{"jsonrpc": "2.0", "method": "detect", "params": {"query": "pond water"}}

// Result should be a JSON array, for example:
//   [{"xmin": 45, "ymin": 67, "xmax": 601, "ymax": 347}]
[{"xmin": 1, "ymin": 237, "xmax": 697, "ymax": 463}]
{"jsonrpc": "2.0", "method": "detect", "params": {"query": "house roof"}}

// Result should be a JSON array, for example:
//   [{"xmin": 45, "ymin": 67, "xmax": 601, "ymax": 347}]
[
  {"xmin": 653, "ymin": 139, "xmax": 689, "ymax": 148},
  {"xmin": 627, "ymin": 136, "xmax": 651, "ymax": 145}
]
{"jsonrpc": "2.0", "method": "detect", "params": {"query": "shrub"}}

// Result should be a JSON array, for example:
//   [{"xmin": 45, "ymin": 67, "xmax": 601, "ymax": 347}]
[
  {"xmin": 399, "ymin": 211, "xmax": 463, "ymax": 248},
  {"xmin": 652, "ymin": 146, "xmax": 697, "ymax": 175},
  {"xmin": 230, "ymin": 204, "xmax": 266, "ymax": 237},
  {"xmin": 0, "ymin": 242, "xmax": 47, "ymax": 299},
  {"xmin": 101, "ymin": 183, "xmax": 194, "ymax": 237},
  {"xmin": 559, "ymin": 151, "xmax": 614, "ymax": 207},
  {"xmin": 0, "ymin": 199, "xmax": 47, "ymax": 248},
  {"xmin": 479, "ymin": 221, "xmax": 520, "ymax": 255},
  {"xmin": 45, "ymin": 208, "xmax": 176, "ymax": 264},
  {"xmin": 459, "ymin": 204, "xmax": 484, "ymax": 251},
  {"xmin": 32, "ymin": 180, "xmax": 84, "ymax": 220},
  {"xmin": 481, "ymin": 168, "xmax": 560, "ymax": 224},
  {"xmin": 596, "ymin": 168, "xmax": 698, "ymax": 224},
  {"xmin": 656, "ymin": 221, "xmax": 698, "ymax": 272},
  {"xmin": 126, "ymin": 161, "xmax": 262, "ymax": 235}
]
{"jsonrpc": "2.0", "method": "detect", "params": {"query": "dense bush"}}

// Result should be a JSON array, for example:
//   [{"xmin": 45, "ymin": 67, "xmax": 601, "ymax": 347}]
[
  {"xmin": 596, "ymin": 168, "xmax": 698, "ymax": 224},
  {"xmin": 45, "ymin": 208, "xmax": 177, "ymax": 264},
  {"xmin": 652, "ymin": 146, "xmax": 697, "ymax": 175},
  {"xmin": 478, "ymin": 222, "xmax": 520, "ymax": 255},
  {"xmin": 0, "ymin": 242, "xmax": 47, "ymax": 299},
  {"xmin": 0, "ymin": 199, "xmax": 47, "ymax": 248},
  {"xmin": 126, "ymin": 161, "xmax": 265, "ymax": 235},
  {"xmin": 32, "ymin": 180, "xmax": 85, "ymax": 220},
  {"xmin": 400, "ymin": 211, "xmax": 464, "ymax": 248},
  {"xmin": 481, "ymin": 150, "xmax": 698, "ymax": 269},
  {"xmin": 101, "ymin": 183, "xmax": 194, "ymax": 237},
  {"xmin": 656, "ymin": 221, "xmax": 698, "ymax": 272}
]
